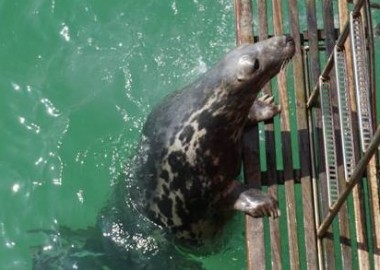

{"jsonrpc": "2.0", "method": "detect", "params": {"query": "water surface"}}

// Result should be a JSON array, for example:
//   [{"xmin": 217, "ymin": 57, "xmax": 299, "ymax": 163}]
[{"xmin": 0, "ymin": 1, "xmax": 246, "ymax": 269}]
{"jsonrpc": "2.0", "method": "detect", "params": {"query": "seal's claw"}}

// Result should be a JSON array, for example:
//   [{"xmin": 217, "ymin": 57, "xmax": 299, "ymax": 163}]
[
  {"xmin": 258, "ymin": 94, "xmax": 274, "ymax": 104},
  {"xmin": 258, "ymin": 94, "xmax": 269, "ymax": 102},
  {"xmin": 247, "ymin": 94, "xmax": 281, "ymax": 125},
  {"xmin": 233, "ymin": 189, "xmax": 280, "ymax": 219}
]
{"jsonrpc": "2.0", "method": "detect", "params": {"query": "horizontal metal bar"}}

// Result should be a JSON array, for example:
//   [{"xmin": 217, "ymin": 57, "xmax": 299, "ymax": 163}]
[{"xmin": 317, "ymin": 124, "xmax": 380, "ymax": 237}]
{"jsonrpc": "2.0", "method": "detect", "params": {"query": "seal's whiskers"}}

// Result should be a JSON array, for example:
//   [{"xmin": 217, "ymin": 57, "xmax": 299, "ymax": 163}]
[{"xmin": 280, "ymin": 58, "xmax": 289, "ymax": 71}]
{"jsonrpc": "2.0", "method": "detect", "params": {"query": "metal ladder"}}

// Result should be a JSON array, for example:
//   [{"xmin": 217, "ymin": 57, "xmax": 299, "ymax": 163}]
[{"xmin": 306, "ymin": 5, "xmax": 380, "ymax": 236}]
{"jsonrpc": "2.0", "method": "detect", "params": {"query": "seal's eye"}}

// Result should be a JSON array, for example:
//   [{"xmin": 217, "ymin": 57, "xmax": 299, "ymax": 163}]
[{"xmin": 252, "ymin": 59, "xmax": 260, "ymax": 71}]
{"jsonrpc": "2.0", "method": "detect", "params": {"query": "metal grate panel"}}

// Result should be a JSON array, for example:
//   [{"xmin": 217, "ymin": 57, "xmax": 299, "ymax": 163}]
[
  {"xmin": 334, "ymin": 46, "xmax": 356, "ymax": 181},
  {"xmin": 319, "ymin": 78, "xmax": 339, "ymax": 206},
  {"xmin": 350, "ymin": 12, "xmax": 373, "ymax": 152}
]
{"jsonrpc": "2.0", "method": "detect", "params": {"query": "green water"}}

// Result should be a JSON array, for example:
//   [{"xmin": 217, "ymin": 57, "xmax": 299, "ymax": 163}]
[
  {"xmin": 2, "ymin": 0, "xmax": 380, "ymax": 269},
  {"xmin": 0, "ymin": 1, "xmax": 247, "ymax": 269}
]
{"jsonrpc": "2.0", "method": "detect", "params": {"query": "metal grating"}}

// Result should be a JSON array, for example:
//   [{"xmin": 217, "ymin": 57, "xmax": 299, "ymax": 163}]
[
  {"xmin": 319, "ymin": 78, "xmax": 339, "ymax": 206},
  {"xmin": 350, "ymin": 11, "xmax": 373, "ymax": 152},
  {"xmin": 334, "ymin": 46, "xmax": 356, "ymax": 181}
]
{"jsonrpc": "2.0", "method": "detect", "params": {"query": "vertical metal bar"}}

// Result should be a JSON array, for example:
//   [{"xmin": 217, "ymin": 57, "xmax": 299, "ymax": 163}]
[
  {"xmin": 334, "ymin": 46, "xmax": 356, "ymax": 181},
  {"xmin": 304, "ymin": 46, "xmax": 323, "ymax": 270},
  {"xmin": 304, "ymin": 0, "xmax": 324, "ymax": 267},
  {"xmin": 350, "ymin": 11, "xmax": 373, "ymax": 152},
  {"xmin": 319, "ymin": 77, "xmax": 339, "ymax": 206},
  {"xmin": 361, "ymin": 1, "xmax": 380, "ymax": 268}
]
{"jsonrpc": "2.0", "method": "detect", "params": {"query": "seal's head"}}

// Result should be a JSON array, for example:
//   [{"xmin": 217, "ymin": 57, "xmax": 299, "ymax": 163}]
[{"xmin": 219, "ymin": 35, "xmax": 295, "ymax": 92}]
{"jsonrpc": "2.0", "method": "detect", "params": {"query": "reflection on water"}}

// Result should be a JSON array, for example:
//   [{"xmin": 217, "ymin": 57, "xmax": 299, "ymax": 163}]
[{"xmin": 0, "ymin": 0, "xmax": 247, "ymax": 269}]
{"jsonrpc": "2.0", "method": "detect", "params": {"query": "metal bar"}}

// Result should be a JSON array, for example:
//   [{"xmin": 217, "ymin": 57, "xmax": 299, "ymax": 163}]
[
  {"xmin": 304, "ymin": 0, "xmax": 324, "ymax": 267},
  {"xmin": 334, "ymin": 46, "xmax": 356, "ymax": 181},
  {"xmin": 337, "ymin": 0, "xmax": 371, "ymax": 267},
  {"xmin": 319, "ymin": 78, "xmax": 339, "ymax": 207},
  {"xmin": 362, "ymin": 1, "xmax": 380, "ymax": 268},
  {"xmin": 317, "ymin": 125, "xmax": 380, "ymax": 237},
  {"xmin": 364, "ymin": 0, "xmax": 377, "ymax": 126},
  {"xmin": 350, "ymin": 11, "xmax": 373, "ymax": 152},
  {"xmin": 304, "ymin": 46, "xmax": 323, "ymax": 270},
  {"xmin": 307, "ymin": 53, "xmax": 335, "ymax": 108},
  {"xmin": 306, "ymin": 0, "xmax": 366, "ymax": 108}
]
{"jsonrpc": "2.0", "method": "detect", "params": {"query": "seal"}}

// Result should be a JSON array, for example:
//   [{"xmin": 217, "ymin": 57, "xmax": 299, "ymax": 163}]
[
  {"xmin": 31, "ymin": 36, "xmax": 296, "ymax": 270},
  {"xmin": 133, "ymin": 35, "xmax": 296, "ymax": 247}
]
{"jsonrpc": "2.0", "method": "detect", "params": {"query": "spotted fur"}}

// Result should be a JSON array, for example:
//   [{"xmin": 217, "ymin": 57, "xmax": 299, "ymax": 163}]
[{"xmin": 132, "ymin": 36, "xmax": 295, "ymax": 247}]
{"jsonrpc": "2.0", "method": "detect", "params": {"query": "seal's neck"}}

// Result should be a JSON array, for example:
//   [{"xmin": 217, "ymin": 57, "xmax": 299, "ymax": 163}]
[{"xmin": 193, "ymin": 82, "xmax": 258, "ymax": 143}]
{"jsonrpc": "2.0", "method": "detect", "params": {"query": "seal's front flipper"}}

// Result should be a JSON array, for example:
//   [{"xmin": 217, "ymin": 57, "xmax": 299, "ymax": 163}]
[
  {"xmin": 233, "ymin": 188, "xmax": 280, "ymax": 218},
  {"xmin": 246, "ymin": 94, "xmax": 281, "ymax": 126},
  {"xmin": 223, "ymin": 181, "xmax": 280, "ymax": 218}
]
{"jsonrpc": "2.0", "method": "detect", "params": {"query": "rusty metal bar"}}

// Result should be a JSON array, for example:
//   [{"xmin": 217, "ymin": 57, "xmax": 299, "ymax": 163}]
[{"xmin": 317, "ymin": 125, "xmax": 380, "ymax": 237}]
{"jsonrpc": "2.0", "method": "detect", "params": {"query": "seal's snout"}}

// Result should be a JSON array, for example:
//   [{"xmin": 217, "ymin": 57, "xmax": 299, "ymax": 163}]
[
  {"xmin": 270, "ymin": 35, "xmax": 295, "ymax": 54},
  {"xmin": 281, "ymin": 35, "xmax": 295, "ymax": 58},
  {"xmin": 281, "ymin": 35, "xmax": 295, "ymax": 50},
  {"xmin": 284, "ymin": 34, "xmax": 294, "ymax": 45}
]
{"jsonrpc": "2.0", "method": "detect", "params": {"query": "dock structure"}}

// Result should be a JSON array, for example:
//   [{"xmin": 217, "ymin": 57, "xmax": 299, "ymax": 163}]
[{"xmin": 235, "ymin": 0, "xmax": 380, "ymax": 269}]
